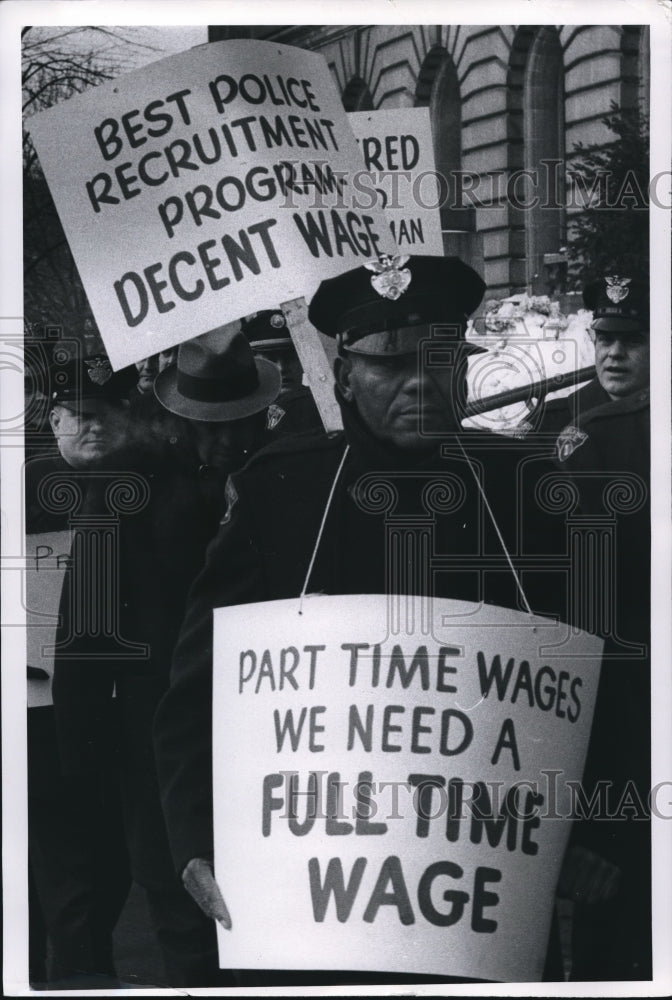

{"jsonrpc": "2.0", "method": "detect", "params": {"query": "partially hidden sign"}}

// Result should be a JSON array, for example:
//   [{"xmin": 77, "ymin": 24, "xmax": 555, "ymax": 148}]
[
  {"xmin": 28, "ymin": 41, "xmax": 397, "ymax": 370},
  {"xmin": 212, "ymin": 594, "xmax": 603, "ymax": 982},
  {"xmin": 349, "ymin": 108, "xmax": 445, "ymax": 255},
  {"xmin": 25, "ymin": 531, "xmax": 72, "ymax": 709}
]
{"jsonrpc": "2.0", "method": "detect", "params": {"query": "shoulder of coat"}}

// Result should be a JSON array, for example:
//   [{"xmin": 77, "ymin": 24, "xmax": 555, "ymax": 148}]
[{"xmin": 243, "ymin": 428, "xmax": 345, "ymax": 471}]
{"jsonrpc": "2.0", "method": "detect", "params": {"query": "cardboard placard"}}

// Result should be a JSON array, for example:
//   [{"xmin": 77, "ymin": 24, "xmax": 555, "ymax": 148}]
[
  {"xmin": 212, "ymin": 594, "xmax": 603, "ymax": 981},
  {"xmin": 25, "ymin": 531, "xmax": 72, "ymax": 708},
  {"xmin": 28, "ymin": 41, "xmax": 397, "ymax": 370},
  {"xmin": 349, "ymin": 108, "xmax": 445, "ymax": 255}
]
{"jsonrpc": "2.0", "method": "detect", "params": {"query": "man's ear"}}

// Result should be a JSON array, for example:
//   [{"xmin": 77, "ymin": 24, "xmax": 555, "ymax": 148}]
[
  {"xmin": 334, "ymin": 355, "xmax": 354, "ymax": 402},
  {"xmin": 48, "ymin": 407, "xmax": 62, "ymax": 436}
]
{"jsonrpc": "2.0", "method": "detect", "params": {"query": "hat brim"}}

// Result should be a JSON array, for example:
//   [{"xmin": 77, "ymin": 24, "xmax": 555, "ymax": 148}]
[
  {"xmin": 154, "ymin": 357, "xmax": 281, "ymax": 422},
  {"xmin": 591, "ymin": 317, "xmax": 646, "ymax": 334},
  {"xmin": 249, "ymin": 337, "xmax": 295, "ymax": 352},
  {"xmin": 344, "ymin": 328, "xmax": 487, "ymax": 356},
  {"xmin": 51, "ymin": 393, "xmax": 128, "ymax": 409}
]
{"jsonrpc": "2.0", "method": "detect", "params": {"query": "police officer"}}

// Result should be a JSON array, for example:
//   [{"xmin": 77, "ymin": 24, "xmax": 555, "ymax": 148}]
[
  {"xmin": 538, "ymin": 275, "xmax": 649, "ymax": 437},
  {"xmin": 153, "ymin": 255, "xmax": 566, "ymax": 985},
  {"xmin": 553, "ymin": 275, "xmax": 649, "ymax": 655},
  {"xmin": 552, "ymin": 276, "xmax": 651, "ymax": 981},
  {"xmin": 48, "ymin": 329, "xmax": 281, "ymax": 988},
  {"xmin": 553, "ymin": 275, "xmax": 649, "ymax": 487},
  {"xmin": 26, "ymin": 353, "xmax": 136, "ymax": 987},
  {"xmin": 241, "ymin": 309, "xmax": 322, "ymax": 436}
]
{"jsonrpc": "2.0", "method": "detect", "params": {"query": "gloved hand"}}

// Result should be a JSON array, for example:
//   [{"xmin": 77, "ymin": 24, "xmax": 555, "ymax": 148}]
[
  {"xmin": 557, "ymin": 845, "xmax": 621, "ymax": 904},
  {"xmin": 182, "ymin": 857, "xmax": 232, "ymax": 929}
]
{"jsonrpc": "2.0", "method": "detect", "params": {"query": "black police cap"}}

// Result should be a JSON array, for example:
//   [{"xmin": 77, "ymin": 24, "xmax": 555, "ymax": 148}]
[
  {"xmin": 50, "ymin": 353, "xmax": 138, "ymax": 404},
  {"xmin": 241, "ymin": 310, "xmax": 294, "ymax": 352},
  {"xmin": 308, "ymin": 254, "xmax": 486, "ymax": 355},
  {"xmin": 583, "ymin": 275, "xmax": 649, "ymax": 333}
]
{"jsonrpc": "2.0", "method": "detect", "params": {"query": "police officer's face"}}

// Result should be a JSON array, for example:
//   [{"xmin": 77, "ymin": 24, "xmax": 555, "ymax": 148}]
[
  {"xmin": 336, "ymin": 340, "xmax": 460, "ymax": 450},
  {"xmin": 256, "ymin": 348, "xmax": 304, "ymax": 396},
  {"xmin": 49, "ymin": 400, "xmax": 128, "ymax": 468},
  {"xmin": 594, "ymin": 329, "xmax": 649, "ymax": 400}
]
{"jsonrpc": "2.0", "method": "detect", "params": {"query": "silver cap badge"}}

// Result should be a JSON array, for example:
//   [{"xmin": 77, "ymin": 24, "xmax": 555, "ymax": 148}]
[
  {"xmin": 364, "ymin": 254, "xmax": 411, "ymax": 301},
  {"xmin": 556, "ymin": 425, "xmax": 588, "ymax": 463},
  {"xmin": 85, "ymin": 357, "xmax": 113, "ymax": 385},
  {"xmin": 605, "ymin": 275, "xmax": 631, "ymax": 304}
]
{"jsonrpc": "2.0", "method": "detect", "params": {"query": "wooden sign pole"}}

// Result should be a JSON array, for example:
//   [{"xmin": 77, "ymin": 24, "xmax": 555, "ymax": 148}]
[{"xmin": 281, "ymin": 297, "xmax": 343, "ymax": 434}]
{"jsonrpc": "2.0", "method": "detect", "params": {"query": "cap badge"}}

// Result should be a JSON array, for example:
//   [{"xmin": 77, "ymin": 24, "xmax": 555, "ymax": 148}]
[
  {"xmin": 605, "ymin": 275, "xmax": 631, "ymax": 304},
  {"xmin": 364, "ymin": 253, "xmax": 411, "ymax": 301},
  {"xmin": 556, "ymin": 424, "xmax": 588, "ymax": 463},
  {"xmin": 265, "ymin": 402, "xmax": 285, "ymax": 430},
  {"xmin": 270, "ymin": 312, "xmax": 286, "ymax": 329},
  {"xmin": 85, "ymin": 357, "xmax": 113, "ymax": 386}
]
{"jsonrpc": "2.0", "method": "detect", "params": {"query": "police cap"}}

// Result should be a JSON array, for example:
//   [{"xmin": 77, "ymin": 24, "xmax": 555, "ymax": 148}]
[
  {"xmin": 242, "ymin": 310, "xmax": 294, "ymax": 353},
  {"xmin": 583, "ymin": 275, "xmax": 649, "ymax": 333},
  {"xmin": 50, "ymin": 352, "xmax": 137, "ymax": 405},
  {"xmin": 308, "ymin": 254, "xmax": 486, "ymax": 356}
]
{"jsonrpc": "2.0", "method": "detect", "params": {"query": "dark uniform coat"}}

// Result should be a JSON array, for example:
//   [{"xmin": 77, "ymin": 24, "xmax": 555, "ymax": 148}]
[
  {"xmin": 25, "ymin": 454, "xmax": 132, "ymax": 982},
  {"xmin": 536, "ymin": 378, "xmax": 610, "ymax": 437},
  {"xmin": 554, "ymin": 389, "xmax": 651, "ymax": 980}
]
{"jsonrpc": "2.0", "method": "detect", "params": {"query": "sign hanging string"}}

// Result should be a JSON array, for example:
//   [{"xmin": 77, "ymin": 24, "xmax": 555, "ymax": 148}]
[
  {"xmin": 298, "ymin": 444, "xmax": 351, "ymax": 614},
  {"xmin": 456, "ymin": 437, "xmax": 534, "ymax": 616},
  {"xmin": 298, "ymin": 437, "xmax": 533, "ymax": 618}
]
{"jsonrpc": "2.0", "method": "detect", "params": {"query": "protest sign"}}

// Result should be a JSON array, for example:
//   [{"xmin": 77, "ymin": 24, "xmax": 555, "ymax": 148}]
[
  {"xmin": 212, "ymin": 594, "xmax": 603, "ymax": 982},
  {"xmin": 28, "ymin": 41, "xmax": 397, "ymax": 370},
  {"xmin": 349, "ymin": 108, "xmax": 444, "ymax": 255},
  {"xmin": 25, "ymin": 531, "xmax": 72, "ymax": 708}
]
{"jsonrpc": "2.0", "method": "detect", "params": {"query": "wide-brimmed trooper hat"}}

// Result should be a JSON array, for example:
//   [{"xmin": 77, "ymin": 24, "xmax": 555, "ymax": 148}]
[
  {"xmin": 154, "ymin": 324, "xmax": 281, "ymax": 422},
  {"xmin": 308, "ymin": 254, "xmax": 487, "ymax": 356}
]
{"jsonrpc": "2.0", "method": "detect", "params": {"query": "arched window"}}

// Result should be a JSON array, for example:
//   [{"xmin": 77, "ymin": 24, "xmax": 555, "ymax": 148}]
[
  {"xmin": 515, "ymin": 27, "xmax": 566, "ymax": 293},
  {"xmin": 415, "ymin": 45, "xmax": 473, "ymax": 254},
  {"xmin": 417, "ymin": 49, "xmax": 460, "ymax": 199},
  {"xmin": 341, "ymin": 76, "xmax": 374, "ymax": 112}
]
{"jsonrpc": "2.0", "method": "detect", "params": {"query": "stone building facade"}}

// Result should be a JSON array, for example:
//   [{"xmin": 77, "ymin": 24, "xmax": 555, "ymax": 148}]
[{"xmin": 210, "ymin": 24, "xmax": 650, "ymax": 299}]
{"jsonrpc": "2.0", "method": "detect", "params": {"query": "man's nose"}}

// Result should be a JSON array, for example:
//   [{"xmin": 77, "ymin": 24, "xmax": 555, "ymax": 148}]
[
  {"xmin": 606, "ymin": 338, "xmax": 627, "ymax": 357},
  {"xmin": 86, "ymin": 415, "xmax": 106, "ymax": 433},
  {"xmin": 398, "ymin": 358, "xmax": 430, "ymax": 388},
  {"xmin": 408, "ymin": 365, "xmax": 451, "ymax": 399}
]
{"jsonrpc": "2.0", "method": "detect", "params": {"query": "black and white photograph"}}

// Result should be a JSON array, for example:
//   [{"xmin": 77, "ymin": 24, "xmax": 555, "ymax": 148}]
[{"xmin": 1, "ymin": 1, "xmax": 671, "ymax": 994}]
